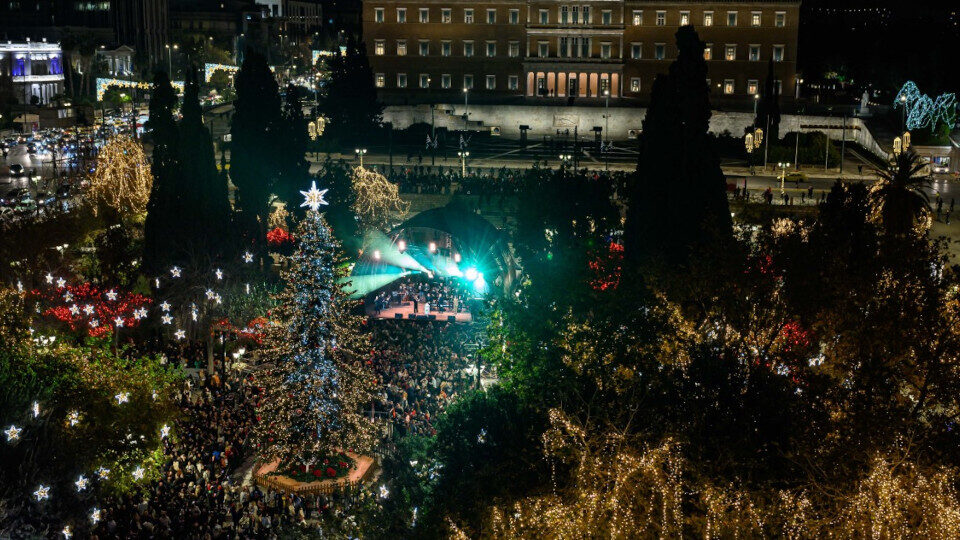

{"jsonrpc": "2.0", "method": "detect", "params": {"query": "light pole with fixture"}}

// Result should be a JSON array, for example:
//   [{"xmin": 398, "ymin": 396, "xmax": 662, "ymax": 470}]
[
  {"xmin": 778, "ymin": 161, "xmax": 791, "ymax": 197},
  {"xmin": 462, "ymin": 87, "xmax": 469, "ymax": 131},
  {"xmin": 458, "ymin": 150, "xmax": 469, "ymax": 178},
  {"xmin": 355, "ymin": 148, "xmax": 367, "ymax": 167},
  {"xmin": 165, "ymin": 43, "xmax": 178, "ymax": 76},
  {"xmin": 602, "ymin": 89, "xmax": 611, "ymax": 171}
]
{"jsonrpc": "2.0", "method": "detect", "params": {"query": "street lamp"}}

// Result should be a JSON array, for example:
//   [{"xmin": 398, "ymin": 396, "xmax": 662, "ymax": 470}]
[
  {"xmin": 753, "ymin": 93, "xmax": 760, "ymax": 115},
  {"xmin": 778, "ymin": 161, "xmax": 791, "ymax": 197},
  {"xmin": 355, "ymin": 148, "xmax": 367, "ymax": 167},
  {"xmin": 457, "ymin": 150, "xmax": 469, "ymax": 177},
  {"xmin": 899, "ymin": 94, "xmax": 908, "ymax": 130},
  {"xmin": 165, "ymin": 44, "xmax": 178, "ymax": 77},
  {"xmin": 893, "ymin": 136, "xmax": 903, "ymax": 156},
  {"xmin": 462, "ymin": 87, "xmax": 469, "ymax": 131},
  {"xmin": 602, "ymin": 89, "xmax": 611, "ymax": 171}
]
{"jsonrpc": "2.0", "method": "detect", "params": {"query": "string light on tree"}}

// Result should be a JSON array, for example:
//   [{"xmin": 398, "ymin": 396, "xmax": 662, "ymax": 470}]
[{"xmin": 87, "ymin": 136, "xmax": 153, "ymax": 217}]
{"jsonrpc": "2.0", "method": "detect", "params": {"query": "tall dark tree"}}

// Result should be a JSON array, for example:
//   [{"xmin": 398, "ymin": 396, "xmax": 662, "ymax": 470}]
[
  {"xmin": 143, "ymin": 70, "xmax": 182, "ymax": 273},
  {"xmin": 275, "ymin": 83, "xmax": 312, "ymax": 214},
  {"xmin": 870, "ymin": 150, "xmax": 931, "ymax": 237},
  {"xmin": 625, "ymin": 25, "xmax": 731, "ymax": 262},
  {"xmin": 320, "ymin": 37, "xmax": 382, "ymax": 146},
  {"xmin": 230, "ymin": 50, "xmax": 282, "ymax": 251},
  {"xmin": 756, "ymin": 60, "xmax": 781, "ymax": 142},
  {"xmin": 179, "ymin": 66, "xmax": 233, "ymax": 259}
]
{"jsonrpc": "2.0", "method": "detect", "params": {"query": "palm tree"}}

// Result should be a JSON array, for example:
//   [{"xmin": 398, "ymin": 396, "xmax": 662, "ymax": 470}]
[{"xmin": 870, "ymin": 150, "xmax": 931, "ymax": 236}]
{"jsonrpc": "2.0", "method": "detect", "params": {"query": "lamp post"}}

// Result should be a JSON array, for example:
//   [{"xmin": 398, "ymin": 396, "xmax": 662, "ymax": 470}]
[
  {"xmin": 165, "ymin": 44, "xmax": 178, "ymax": 77},
  {"xmin": 753, "ymin": 92, "xmax": 759, "ymax": 115},
  {"xmin": 778, "ymin": 161, "xmax": 791, "ymax": 197},
  {"xmin": 603, "ymin": 89, "xmax": 610, "ymax": 171},
  {"xmin": 462, "ymin": 87, "xmax": 469, "ymax": 131},
  {"xmin": 899, "ymin": 94, "xmax": 907, "ymax": 131},
  {"xmin": 458, "ymin": 150, "xmax": 469, "ymax": 178},
  {"xmin": 355, "ymin": 148, "xmax": 367, "ymax": 167}
]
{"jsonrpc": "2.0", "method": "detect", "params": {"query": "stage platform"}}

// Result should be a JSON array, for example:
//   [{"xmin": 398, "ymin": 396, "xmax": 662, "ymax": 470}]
[{"xmin": 368, "ymin": 302, "xmax": 473, "ymax": 323}]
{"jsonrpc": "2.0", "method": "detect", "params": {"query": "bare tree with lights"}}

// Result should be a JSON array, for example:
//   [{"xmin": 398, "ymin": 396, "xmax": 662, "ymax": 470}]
[
  {"xmin": 87, "ymin": 136, "xmax": 153, "ymax": 221},
  {"xmin": 351, "ymin": 166, "xmax": 409, "ymax": 232}
]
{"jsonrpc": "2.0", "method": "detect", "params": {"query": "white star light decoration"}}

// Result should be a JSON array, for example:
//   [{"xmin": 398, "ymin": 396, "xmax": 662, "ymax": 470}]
[
  {"xmin": 134, "ymin": 307, "xmax": 148, "ymax": 320},
  {"xmin": 89, "ymin": 319, "xmax": 99, "ymax": 328},
  {"xmin": 174, "ymin": 329, "xmax": 186, "ymax": 340},
  {"xmin": 105, "ymin": 289, "xmax": 118, "ymax": 301},
  {"xmin": 161, "ymin": 314, "xmax": 173, "ymax": 325},
  {"xmin": 5, "ymin": 425, "xmax": 22, "ymax": 442},
  {"xmin": 170, "ymin": 266, "xmax": 182, "ymax": 278},
  {"xmin": 90, "ymin": 507, "xmax": 102, "ymax": 524},
  {"xmin": 96, "ymin": 467, "xmax": 110, "ymax": 480},
  {"xmin": 69, "ymin": 304, "xmax": 80, "ymax": 316},
  {"xmin": 63, "ymin": 291, "xmax": 73, "ymax": 302},
  {"xmin": 115, "ymin": 392, "xmax": 130, "ymax": 405},
  {"xmin": 215, "ymin": 268, "xmax": 223, "ymax": 280},
  {"xmin": 205, "ymin": 289, "xmax": 216, "ymax": 300},
  {"xmin": 56, "ymin": 277, "xmax": 66, "ymax": 289},
  {"xmin": 83, "ymin": 304, "xmax": 95, "ymax": 315},
  {"xmin": 114, "ymin": 316, "xmax": 124, "ymax": 328},
  {"xmin": 33, "ymin": 485, "xmax": 50, "ymax": 502},
  {"xmin": 32, "ymin": 401, "xmax": 40, "ymax": 418},
  {"xmin": 300, "ymin": 180, "xmax": 329, "ymax": 212},
  {"xmin": 68, "ymin": 411, "xmax": 80, "ymax": 426},
  {"xmin": 62, "ymin": 525, "xmax": 72, "ymax": 539},
  {"xmin": 160, "ymin": 301, "xmax": 171, "ymax": 312},
  {"xmin": 45, "ymin": 273, "xmax": 53, "ymax": 284},
  {"xmin": 132, "ymin": 466, "xmax": 145, "ymax": 480},
  {"xmin": 75, "ymin": 475, "xmax": 89, "ymax": 491},
  {"xmin": 160, "ymin": 424, "xmax": 170, "ymax": 438},
  {"xmin": 243, "ymin": 251, "xmax": 254, "ymax": 263}
]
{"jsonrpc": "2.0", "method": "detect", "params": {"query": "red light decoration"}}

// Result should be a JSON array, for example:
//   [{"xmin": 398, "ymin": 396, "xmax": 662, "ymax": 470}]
[
  {"xmin": 266, "ymin": 227, "xmax": 294, "ymax": 246},
  {"xmin": 31, "ymin": 282, "xmax": 152, "ymax": 338},
  {"xmin": 589, "ymin": 242, "xmax": 624, "ymax": 291}
]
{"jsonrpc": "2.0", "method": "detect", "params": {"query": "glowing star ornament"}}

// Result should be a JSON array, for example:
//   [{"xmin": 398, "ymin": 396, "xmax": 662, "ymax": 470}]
[
  {"xmin": 69, "ymin": 304, "xmax": 80, "ymax": 316},
  {"xmin": 96, "ymin": 467, "xmax": 110, "ymax": 480},
  {"xmin": 161, "ymin": 314, "xmax": 173, "ymax": 325},
  {"xmin": 68, "ymin": 411, "xmax": 80, "ymax": 426},
  {"xmin": 89, "ymin": 318, "xmax": 99, "ymax": 328},
  {"xmin": 32, "ymin": 401, "xmax": 40, "ymax": 417},
  {"xmin": 33, "ymin": 485, "xmax": 50, "ymax": 502},
  {"xmin": 170, "ymin": 266, "xmax": 182, "ymax": 278},
  {"xmin": 90, "ymin": 507, "xmax": 102, "ymax": 524},
  {"xmin": 215, "ymin": 268, "xmax": 223, "ymax": 280},
  {"xmin": 75, "ymin": 475, "xmax": 89, "ymax": 491},
  {"xmin": 174, "ymin": 329, "xmax": 186, "ymax": 340},
  {"xmin": 83, "ymin": 304, "xmax": 94, "ymax": 315},
  {"xmin": 134, "ymin": 307, "xmax": 147, "ymax": 320},
  {"xmin": 45, "ymin": 273, "xmax": 54, "ymax": 284},
  {"xmin": 105, "ymin": 289, "xmax": 118, "ymax": 301},
  {"xmin": 160, "ymin": 424, "xmax": 170, "ymax": 438},
  {"xmin": 63, "ymin": 291, "xmax": 73, "ymax": 302},
  {"xmin": 115, "ymin": 392, "xmax": 130, "ymax": 405},
  {"xmin": 205, "ymin": 289, "xmax": 215, "ymax": 300},
  {"xmin": 56, "ymin": 277, "xmax": 66, "ymax": 289},
  {"xmin": 160, "ymin": 300, "xmax": 171, "ymax": 312},
  {"xmin": 4, "ymin": 425, "xmax": 22, "ymax": 442},
  {"xmin": 299, "ymin": 180, "xmax": 329, "ymax": 212},
  {"xmin": 113, "ymin": 316, "xmax": 124, "ymax": 328},
  {"xmin": 62, "ymin": 525, "xmax": 72, "ymax": 539},
  {"xmin": 243, "ymin": 251, "xmax": 254, "ymax": 263},
  {"xmin": 132, "ymin": 466, "xmax": 145, "ymax": 480}
]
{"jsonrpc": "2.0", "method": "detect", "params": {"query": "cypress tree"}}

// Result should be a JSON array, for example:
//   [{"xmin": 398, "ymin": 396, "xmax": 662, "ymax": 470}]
[
  {"xmin": 179, "ymin": 66, "xmax": 232, "ymax": 258},
  {"xmin": 143, "ymin": 70, "xmax": 182, "ymax": 273},
  {"xmin": 320, "ymin": 37, "xmax": 382, "ymax": 146},
  {"xmin": 230, "ymin": 50, "xmax": 282, "ymax": 250},
  {"xmin": 625, "ymin": 25, "xmax": 731, "ymax": 262},
  {"xmin": 275, "ymin": 83, "xmax": 312, "ymax": 216},
  {"xmin": 756, "ymin": 60, "xmax": 782, "ymax": 142}
]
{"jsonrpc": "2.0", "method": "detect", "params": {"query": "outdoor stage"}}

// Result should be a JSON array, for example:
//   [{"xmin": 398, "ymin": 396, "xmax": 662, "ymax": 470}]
[{"xmin": 368, "ymin": 301, "xmax": 473, "ymax": 323}]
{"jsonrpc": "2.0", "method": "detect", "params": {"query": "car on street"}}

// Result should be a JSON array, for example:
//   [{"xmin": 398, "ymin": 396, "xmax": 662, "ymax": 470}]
[{"xmin": 9, "ymin": 164, "xmax": 24, "ymax": 176}]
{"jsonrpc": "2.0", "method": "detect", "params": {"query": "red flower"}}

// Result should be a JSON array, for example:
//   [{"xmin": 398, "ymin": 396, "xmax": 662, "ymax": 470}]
[
  {"xmin": 312, "ymin": 469, "xmax": 323, "ymax": 477},
  {"xmin": 338, "ymin": 461, "xmax": 348, "ymax": 468},
  {"xmin": 326, "ymin": 467, "xmax": 337, "ymax": 477}
]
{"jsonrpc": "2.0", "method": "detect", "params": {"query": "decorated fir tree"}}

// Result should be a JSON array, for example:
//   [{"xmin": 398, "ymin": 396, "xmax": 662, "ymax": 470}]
[{"xmin": 253, "ymin": 182, "xmax": 376, "ymax": 467}]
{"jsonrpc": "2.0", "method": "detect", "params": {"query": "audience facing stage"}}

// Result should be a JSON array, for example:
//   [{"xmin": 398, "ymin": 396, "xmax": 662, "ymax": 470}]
[{"xmin": 369, "ymin": 301, "xmax": 473, "ymax": 323}]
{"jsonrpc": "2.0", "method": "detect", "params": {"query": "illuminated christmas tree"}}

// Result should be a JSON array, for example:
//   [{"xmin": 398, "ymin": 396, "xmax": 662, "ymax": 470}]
[{"xmin": 253, "ymin": 182, "xmax": 376, "ymax": 465}]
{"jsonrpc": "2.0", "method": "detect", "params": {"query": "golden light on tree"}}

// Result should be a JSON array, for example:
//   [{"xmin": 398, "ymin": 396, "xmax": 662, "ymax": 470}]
[
  {"xmin": 350, "ymin": 166, "xmax": 408, "ymax": 231},
  {"xmin": 87, "ymin": 136, "xmax": 153, "ymax": 218}
]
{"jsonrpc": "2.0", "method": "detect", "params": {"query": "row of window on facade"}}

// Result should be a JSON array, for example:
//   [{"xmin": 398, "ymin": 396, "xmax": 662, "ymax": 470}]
[
  {"xmin": 374, "ymin": 6, "xmax": 787, "ymax": 27},
  {"xmin": 374, "ymin": 72, "xmax": 781, "ymax": 96},
  {"xmin": 374, "ymin": 39, "xmax": 785, "ymax": 62}
]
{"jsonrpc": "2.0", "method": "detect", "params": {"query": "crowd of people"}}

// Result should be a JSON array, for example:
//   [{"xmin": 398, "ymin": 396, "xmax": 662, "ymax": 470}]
[
  {"xmin": 368, "ymin": 320, "xmax": 483, "ymax": 438},
  {"xmin": 371, "ymin": 276, "xmax": 473, "ymax": 317}
]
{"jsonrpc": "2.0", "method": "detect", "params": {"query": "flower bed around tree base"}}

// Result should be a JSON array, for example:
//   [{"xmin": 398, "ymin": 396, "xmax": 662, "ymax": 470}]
[
  {"xmin": 273, "ymin": 452, "xmax": 355, "ymax": 481},
  {"xmin": 254, "ymin": 452, "xmax": 377, "ymax": 495}
]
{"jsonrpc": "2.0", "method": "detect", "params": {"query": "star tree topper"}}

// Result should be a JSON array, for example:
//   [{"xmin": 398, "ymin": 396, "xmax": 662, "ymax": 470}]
[{"xmin": 300, "ymin": 180, "xmax": 329, "ymax": 212}]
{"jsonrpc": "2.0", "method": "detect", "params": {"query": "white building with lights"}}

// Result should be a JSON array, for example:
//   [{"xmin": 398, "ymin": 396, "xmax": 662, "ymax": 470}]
[{"xmin": 0, "ymin": 40, "xmax": 65, "ymax": 105}]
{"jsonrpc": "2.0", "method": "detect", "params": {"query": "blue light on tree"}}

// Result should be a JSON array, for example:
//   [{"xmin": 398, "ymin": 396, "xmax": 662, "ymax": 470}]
[{"xmin": 894, "ymin": 81, "xmax": 957, "ymax": 131}]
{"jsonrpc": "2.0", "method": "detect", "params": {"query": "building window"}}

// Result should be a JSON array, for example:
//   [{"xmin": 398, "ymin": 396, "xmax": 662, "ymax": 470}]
[
  {"xmin": 773, "ymin": 45, "xmax": 784, "ymax": 62},
  {"xmin": 723, "ymin": 80, "xmax": 734, "ymax": 94},
  {"xmin": 751, "ymin": 12, "xmax": 761, "ymax": 26},
  {"xmin": 538, "ymin": 41, "xmax": 549, "ymax": 57},
  {"xmin": 602, "ymin": 10, "xmax": 612, "ymax": 25},
  {"xmin": 508, "ymin": 75, "xmax": 519, "ymax": 90},
  {"xmin": 397, "ymin": 73, "xmax": 407, "ymax": 88},
  {"xmin": 654, "ymin": 43, "xmax": 665, "ymax": 60},
  {"xmin": 775, "ymin": 11, "xmax": 786, "ymax": 27},
  {"xmin": 441, "ymin": 74, "xmax": 451, "ymax": 88},
  {"xmin": 463, "ymin": 74, "xmax": 473, "ymax": 89},
  {"xmin": 374, "ymin": 7, "xmax": 384, "ymax": 23},
  {"xmin": 703, "ymin": 44, "xmax": 712, "ymax": 60},
  {"xmin": 420, "ymin": 74, "xmax": 430, "ymax": 88},
  {"xmin": 727, "ymin": 11, "xmax": 737, "ymax": 26},
  {"xmin": 583, "ymin": 6, "xmax": 590, "ymax": 23},
  {"xmin": 749, "ymin": 45, "xmax": 760, "ymax": 61},
  {"xmin": 539, "ymin": 9, "xmax": 548, "ymax": 24},
  {"xmin": 703, "ymin": 11, "xmax": 713, "ymax": 26},
  {"xmin": 747, "ymin": 79, "xmax": 759, "ymax": 95},
  {"xmin": 375, "ymin": 73, "xmax": 384, "ymax": 87},
  {"xmin": 374, "ymin": 40, "xmax": 385, "ymax": 55},
  {"xmin": 441, "ymin": 41, "xmax": 451, "ymax": 56},
  {"xmin": 486, "ymin": 75, "xmax": 496, "ymax": 89},
  {"xmin": 486, "ymin": 41, "xmax": 496, "ymax": 57},
  {"xmin": 396, "ymin": 7, "xmax": 406, "ymax": 22},
  {"xmin": 632, "ymin": 10, "xmax": 642, "ymax": 25},
  {"xmin": 486, "ymin": 9, "xmax": 496, "ymax": 23},
  {"xmin": 419, "ymin": 41, "xmax": 429, "ymax": 56},
  {"xmin": 600, "ymin": 43, "xmax": 611, "ymax": 59},
  {"xmin": 509, "ymin": 9, "xmax": 519, "ymax": 24},
  {"xmin": 396, "ymin": 40, "xmax": 407, "ymax": 56},
  {"xmin": 463, "ymin": 41, "xmax": 474, "ymax": 57},
  {"xmin": 680, "ymin": 11, "xmax": 690, "ymax": 26},
  {"xmin": 656, "ymin": 11, "xmax": 665, "ymax": 26},
  {"xmin": 630, "ymin": 78, "xmax": 641, "ymax": 92},
  {"xmin": 631, "ymin": 43, "xmax": 642, "ymax": 59},
  {"xmin": 464, "ymin": 8, "xmax": 473, "ymax": 23},
  {"xmin": 441, "ymin": 8, "xmax": 451, "ymax": 23},
  {"xmin": 508, "ymin": 41, "xmax": 520, "ymax": 57},
  {"xmin": 560, "ymin": 6, "xmax": 569, "ymax": 24},
  {"xmin": 572, "ymin": 6, "xmax": 579, "ymax": 23},
  {"xmin": 419, "ymin": 8, "xmax": 428, "ymax": 22},
  {"xmin": 725, "ymin": 44, "xmax": 736, "ymax": 61}
]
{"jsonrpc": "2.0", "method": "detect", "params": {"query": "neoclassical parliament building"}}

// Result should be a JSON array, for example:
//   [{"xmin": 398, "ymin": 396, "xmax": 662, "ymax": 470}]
[{"xmin": 363, "ymin": 0, "xmax": 800, "ymax": 106}]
